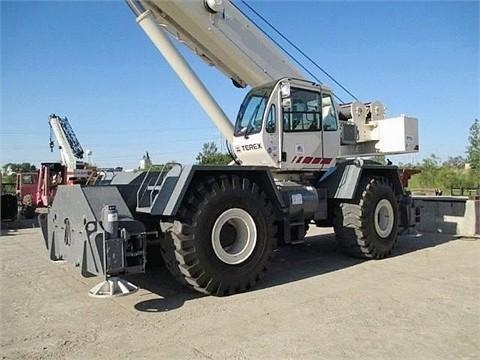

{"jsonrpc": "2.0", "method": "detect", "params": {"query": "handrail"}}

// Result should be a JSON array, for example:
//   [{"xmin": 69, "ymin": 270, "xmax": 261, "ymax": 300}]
[
  {"xmin": 149, "ymin": 162, "xmax": 183, "ymax": 205},
  {"xmin": 136, "ymin": 166, "xmax": 152, "ymax": 208},
  {"xmin": 136, "ymin": 163, "xmax": 184, "ymax": 210}
]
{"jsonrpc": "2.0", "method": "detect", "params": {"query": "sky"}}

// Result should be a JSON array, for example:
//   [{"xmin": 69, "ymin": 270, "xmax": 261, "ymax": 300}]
[{"xmin": 1, "ymin": 0, "xmax": 479, "ymax": 169}]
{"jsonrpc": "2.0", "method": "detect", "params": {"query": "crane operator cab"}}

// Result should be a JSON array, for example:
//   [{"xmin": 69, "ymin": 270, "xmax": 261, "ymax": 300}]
[{"xmin": 232, "ymin": 78, "xmax": 341, "ymax": 171}]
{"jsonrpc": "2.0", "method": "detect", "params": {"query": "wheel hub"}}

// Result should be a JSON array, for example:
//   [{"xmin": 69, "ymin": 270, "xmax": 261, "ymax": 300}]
[
  {"xmin": 374, "ymin": 199, "xmax": 394, "ymax": 238},
  {"xmin": 211, "ymin": 208, "xmax": 257, "ymax": 265}
]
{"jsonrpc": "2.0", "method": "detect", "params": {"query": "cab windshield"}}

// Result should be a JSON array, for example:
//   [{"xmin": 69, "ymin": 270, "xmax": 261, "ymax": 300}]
[{"xmin": 234, "ymin": 86, "xmax": 273, "ymax": 137}]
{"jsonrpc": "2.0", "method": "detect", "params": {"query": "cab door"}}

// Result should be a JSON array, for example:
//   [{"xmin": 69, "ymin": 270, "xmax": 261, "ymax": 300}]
[
  {"xmin": 320, "ymin": 93, "xmax": 340, "ymax": 168},
  {"xmin": 261, "ymin": 86, "xmax": 282, "ymax": 168},
  {"xmin": 280, "ymin": 87, "xmax": 324, "ymax": 171}
]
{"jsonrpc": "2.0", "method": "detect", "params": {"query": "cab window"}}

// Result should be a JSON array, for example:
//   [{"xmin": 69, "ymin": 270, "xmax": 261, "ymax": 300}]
[
  {"xmin": 283, "ymin": 88, "xmax": 321, "ymax": 132},
  {"xmin": 22, "ymin": 174, "xmax": 35, "ymax": 184},
  {"xmin": 265, "ymin": 104, "xmax": 276, "ymax": 133},
  {"xmin": 234, "ymin": 87, "xmax": 272, "ymax": 137},
  {"xmin": 322, "ymin": 94, "xmax": 338, "ymax": 131}
]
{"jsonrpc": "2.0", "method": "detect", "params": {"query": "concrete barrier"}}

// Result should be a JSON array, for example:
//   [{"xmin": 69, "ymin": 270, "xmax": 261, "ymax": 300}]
[{"xmin": 413, "ymin": 196, "xmax": 479, "ymax": 236}]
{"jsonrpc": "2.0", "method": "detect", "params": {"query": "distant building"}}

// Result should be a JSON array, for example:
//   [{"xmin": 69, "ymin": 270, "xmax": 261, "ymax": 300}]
[{"xmin": 139, "ymin": 152, "xmax": 152, "ymax": 170}]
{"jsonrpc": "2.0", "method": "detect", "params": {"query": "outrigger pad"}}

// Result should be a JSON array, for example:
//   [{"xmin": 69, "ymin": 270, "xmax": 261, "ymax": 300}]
[{"xmin": 88, "ymin": 277, "xmax": 138, "ymax": 298}]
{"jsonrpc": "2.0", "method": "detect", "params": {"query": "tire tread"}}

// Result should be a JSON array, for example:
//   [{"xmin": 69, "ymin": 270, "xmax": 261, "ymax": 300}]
[
  {"xmin": 334, "ymin": 177, "xmax": 399, "ymax": 259},
  {"xmin": 163, "ymin": 175, "xmax": 276, "ymax": 295}
]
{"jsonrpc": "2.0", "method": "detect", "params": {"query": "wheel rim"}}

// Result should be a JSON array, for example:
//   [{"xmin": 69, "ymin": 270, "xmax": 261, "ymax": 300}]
[
  {"xmin": 211, "ymin": 208, "xmax": 257, "ymax": 265},
  {"xmin": 374, "ymin": 199, "xmax": 394, "ymax": 238}
]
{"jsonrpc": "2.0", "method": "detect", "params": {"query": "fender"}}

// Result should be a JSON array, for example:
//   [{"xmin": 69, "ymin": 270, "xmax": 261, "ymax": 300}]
[
  {"xmin": 149, "ymin": 165, "xmax": 286, "ymax": 217},
  {"xmin": 317, "ymin": 159, "xmax": 404, "ymax": 200}
]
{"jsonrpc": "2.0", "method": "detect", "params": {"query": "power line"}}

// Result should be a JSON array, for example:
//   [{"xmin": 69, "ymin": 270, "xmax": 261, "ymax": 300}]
[
  {"xmin": 237, "ymin": 0, "xmax": 359, "ymax": 103},
  {"xmin": 0, "ymin": 125, "xmax": 218, "ymax": 136},
  {"xmin": 229, "ymin": 0, "xmax": 343, "ymax": 101}
]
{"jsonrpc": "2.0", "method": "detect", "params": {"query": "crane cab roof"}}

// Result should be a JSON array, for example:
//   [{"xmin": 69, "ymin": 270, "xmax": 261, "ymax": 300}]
[{"xmin": 255, "ymin": 77, "xmax": 333, "ymax": 95}]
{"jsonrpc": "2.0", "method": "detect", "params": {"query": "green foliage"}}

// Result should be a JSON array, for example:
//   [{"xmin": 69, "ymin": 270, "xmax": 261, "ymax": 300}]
[
  {"xmin": 196, "ymin": 142, "xmax": 232, "ymax": 165},
  {"xmin": 1, "ymin": 174, "xmax": 16, "ymax": 185},
  {"xmin": 407, "ymin": 154, "xmax": 479, "ymax": 194},
  {"xmin": 371, "ymin": 155, "xmax": 386, "ymax": 165},
  {"xmin": 467, "ymin": 118, "xmax": 480, "ymax": 169},
  {"xmin": 2, "ymin": 162, "xmax": 36, "ymax": 173},
  {"xmin": 148, "ymin": 164, "xmax": 167, "ymax": 172},
  {"xmin": 1, "ymin": 174, "xmax": 17, "ymax": 194},
  {"xmin": 442, "ymin": 156, "xmax": 466, "ymax": 169}
]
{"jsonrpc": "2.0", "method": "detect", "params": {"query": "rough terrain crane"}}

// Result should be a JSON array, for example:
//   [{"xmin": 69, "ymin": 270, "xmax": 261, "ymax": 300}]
[
  {"xmin": 14, "ymin": 114, "xmax": 94, "ymax": 219},
  {"xmin": 40, "ymin": 0, "xmax": 419, "ymax": 297},
  {"xmin": 38, "ymin": 114, "xmax": 94, "ymax": 206},
  {"xmin": 35, "ymin": 115, "xmax": 95, "ymax": 208},
  {"xmin": 47, "ymin": 114, "xmax": 91, "ymax": 183}
]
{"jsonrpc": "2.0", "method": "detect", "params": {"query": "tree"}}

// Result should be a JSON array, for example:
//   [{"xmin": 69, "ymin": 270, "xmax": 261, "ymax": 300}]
[
  {"xmin": 196, "ymin": 142, "xmax": 231, "ymax": 165},
  {"xmin": 148, "ymin": 164, "xmax": 165, "ymax": 172},
  {"xmin": 406, "ymin": 152, "xmax": 479, "ymax": 194},
  {"xmin": 371, "ymin": 155, "xmax": 386, "ymax": 165},
  {"xmin": 466, "ymin": 118, "xmax": 480, "ymax": 169},
  {"xmin": 442, "ymin": 156, "xmax": 466, "ymax": 169},
  {"xmin": 2, "ymin": 162, "xmax": 36, "ymax": 174},
  {"xmin": 421, "ymin": 154, "xmax": 440, "ymax": 169}
]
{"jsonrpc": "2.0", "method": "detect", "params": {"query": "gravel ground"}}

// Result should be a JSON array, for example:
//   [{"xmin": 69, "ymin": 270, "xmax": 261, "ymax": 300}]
[{"xmin": 1, "ymin": 225, "xmax": 479, "ymax": 359}]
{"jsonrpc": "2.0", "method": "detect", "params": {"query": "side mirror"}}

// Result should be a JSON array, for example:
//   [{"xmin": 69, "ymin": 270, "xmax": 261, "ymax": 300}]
[
  {"xmin": 266, "ymin": 105, "xmax": 277, "ymax": 133},
  {"xmin": 280, "ymin": 81, "xmax": 290, "ymax": 98},
  {"xmin": 266, "ymin": 118, "xmax": 276, "ymax": 133},
  {"xmin": 281, "ymin": 98, "xmax": 291, "ymax": 108}
]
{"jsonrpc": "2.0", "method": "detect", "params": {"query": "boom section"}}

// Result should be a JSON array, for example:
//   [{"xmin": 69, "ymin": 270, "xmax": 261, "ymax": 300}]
[
  {"xmin": 137, "ymin": 0, "xmax": 305, "ymax": 88},
  {"xmin": 49, "ymin": 114, "xmax": 84, "ymax": 171}
]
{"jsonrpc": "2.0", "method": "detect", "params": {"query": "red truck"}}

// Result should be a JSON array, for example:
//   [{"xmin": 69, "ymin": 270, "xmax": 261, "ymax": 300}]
[{"xmin": 15, "ymin": 162, "xmax": 71, "ymax": 218}]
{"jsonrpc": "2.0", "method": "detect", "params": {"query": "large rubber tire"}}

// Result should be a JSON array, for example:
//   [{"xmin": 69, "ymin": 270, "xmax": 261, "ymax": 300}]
[
  {"xmin": 159, "ymin": 232, "xmax": 187, "ymax": 285},
  {"xmin": 165, "ymin": 175, "xmax": 276, "ymax": 296},
  {"xmin": 334, "ymin": 177, "xmax": 399, "ymax": 259}
]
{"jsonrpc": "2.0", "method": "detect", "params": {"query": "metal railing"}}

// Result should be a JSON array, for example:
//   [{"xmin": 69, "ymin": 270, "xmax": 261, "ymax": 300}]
[
  {"xmin": 136, "ymin": 163, "xmax": 183, "ymax": 209},
  {"xmin": 136, "ymin": 166, "xmax": 153, "ymax": 208},
  {"xmin": 450, "ymin": 185, "xmax": 480, "ymax": 198}
]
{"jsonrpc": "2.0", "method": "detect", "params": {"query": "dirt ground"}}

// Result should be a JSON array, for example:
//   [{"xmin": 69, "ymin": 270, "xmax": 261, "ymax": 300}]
[{"xmin": 0, "ymin": 224, "xmax": 479, "ymax": 359}]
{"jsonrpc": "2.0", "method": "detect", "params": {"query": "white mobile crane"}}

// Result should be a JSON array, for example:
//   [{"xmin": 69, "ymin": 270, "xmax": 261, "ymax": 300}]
[
  {"xmin": 48, "ymin": 114, "xmax": 92, "ymax": 184},
  {"xmin": 40, "ymin": 0, "xmax": 419, "ymax": 297},
  {"xmin": 14, "ymin": 115, "xmax": 93, "ymax": 215},
  {"xmin": 34, "ymin": 114, "xmax": 94, "ymax": 209}
]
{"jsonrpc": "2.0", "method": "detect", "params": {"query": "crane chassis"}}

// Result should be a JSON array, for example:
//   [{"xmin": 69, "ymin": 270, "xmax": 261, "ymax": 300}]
[{"xmin": 39, "ymin": 0, "xmax": 420, "ymax": 296}]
